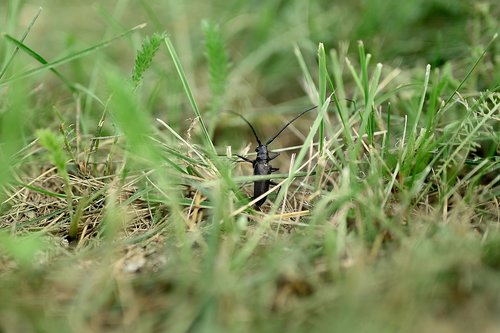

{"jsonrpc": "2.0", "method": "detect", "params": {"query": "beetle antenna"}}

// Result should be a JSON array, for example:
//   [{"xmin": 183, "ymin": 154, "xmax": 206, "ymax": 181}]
[
  {"xmin": 228, "ymin": 111, "xmax": 262, "ymax": 146},
  {"xmin": 265, "ymin": 105, "xmax": 317, "ymax": 145}
]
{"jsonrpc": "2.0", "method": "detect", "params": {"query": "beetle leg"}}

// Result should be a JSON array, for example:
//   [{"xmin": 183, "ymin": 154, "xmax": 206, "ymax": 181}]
[
  {"xmin": 271, "ymin": 167, "xmax": 279, "ymax": 173},
  {"xmin": 236, "ymin": 154, "xmax": 254, "ymax": 164}
]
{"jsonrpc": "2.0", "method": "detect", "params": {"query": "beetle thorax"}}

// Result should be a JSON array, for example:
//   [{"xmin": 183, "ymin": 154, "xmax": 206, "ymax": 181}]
[{"xmin": 255, "ymin": 144, "xmax": 269, "ymax": 162}]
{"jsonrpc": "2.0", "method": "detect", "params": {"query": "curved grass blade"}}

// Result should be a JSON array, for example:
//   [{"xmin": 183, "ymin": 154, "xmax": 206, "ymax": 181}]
[
  {"xmin": 164, "ymin": 36, "xmax": 216, "ymax": 154},
  {"xmin": 3, "ymin": 33, "xmax": 76, "ymax": 92},
  {"xmin": 294, "ymin": 45, "xmax": 318, "ymax": 102},
  {"xmin": 0, "ymin": 7, "xmax": 42, "ymax": 80},
  {"xmin": 0, "ymin": 23, "xmax": 146, "ymax": 87},
  {"xmin": 440, "ymin": 33, "xmax": 498, "ymax": 112},
  {"xmin": 318, "ymin": 43, "xmax": 327, "ymax": 154}
]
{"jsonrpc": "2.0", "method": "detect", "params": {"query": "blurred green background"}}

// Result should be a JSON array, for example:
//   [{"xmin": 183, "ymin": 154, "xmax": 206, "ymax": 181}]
[{"xmin": 1, "ymin": 0, "xmax": 497, "ymax": 120}]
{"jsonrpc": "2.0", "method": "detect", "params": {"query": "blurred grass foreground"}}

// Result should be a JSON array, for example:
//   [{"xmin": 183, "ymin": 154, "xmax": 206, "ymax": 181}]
[{"xmin": 0, "ymin": 1, "xmax": 499, "ymax": 333}]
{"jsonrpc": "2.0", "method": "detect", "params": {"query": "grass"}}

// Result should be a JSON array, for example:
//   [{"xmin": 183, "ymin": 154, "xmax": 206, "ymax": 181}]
[{"xmin": 0, "ymin": 1, "xmax": 499, "ymax": 332}]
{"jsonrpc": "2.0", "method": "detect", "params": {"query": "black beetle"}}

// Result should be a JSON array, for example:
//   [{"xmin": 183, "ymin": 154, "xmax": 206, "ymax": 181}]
[{"xmin": 230, "ymin": 105, "xmax": 317, "ymax": 207}]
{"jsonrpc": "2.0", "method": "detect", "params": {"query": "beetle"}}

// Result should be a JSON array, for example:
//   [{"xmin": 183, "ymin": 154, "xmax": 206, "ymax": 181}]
[{"xmin": 230, "ymin": 105, "xmax": 317, "ymax": 207}]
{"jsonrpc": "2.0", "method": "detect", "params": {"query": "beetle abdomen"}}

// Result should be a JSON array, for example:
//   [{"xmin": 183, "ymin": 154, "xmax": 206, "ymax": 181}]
[
  {"xmin": 253, "ymin": 163, "xmax": 273, "ymax": 206},
  {"xmin": 253, "ymin": 180, "xmax": 271, "ymax": 206}
]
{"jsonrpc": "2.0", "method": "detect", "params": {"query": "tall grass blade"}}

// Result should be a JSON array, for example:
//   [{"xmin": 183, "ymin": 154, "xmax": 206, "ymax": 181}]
[
  {"xmin": 356, "ymin": 63, "xmax": 382, "ymax": 150},
  {"xmin": 294, "ymin": 45, "xmax": 318, "ymax": 102},
  {"xmin": 0, "ymin": 80, "xmax": 30, "ymax": 200},
  {"xmin": 0, "ymin": 23, "xmax": 146, "ymax": 87},
  {"xmin": 164, "ymin": 36, "xmax": 216, "ymax": 153},
  {"xmin": 440, "ymin": 33, "xmax": 498, "ymax": 111},
  {"xmin": 0, "ymin": 7, "xmax": 42, "ymax": 80},
  {"xmin": 318, "ymin": 43, "xmax": 327, "ymax": 154},
  {"xmin": 3, "ymin": 33, "xmax": 76, "ymax": 91}
]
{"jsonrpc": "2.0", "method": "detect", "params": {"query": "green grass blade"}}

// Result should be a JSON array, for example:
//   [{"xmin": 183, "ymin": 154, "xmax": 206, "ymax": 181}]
[
  {"xmin": 0, "ymin": 7, "xmax": 42, "ymax": 80},
  {"xmin": 358, "ymin": 41, "xmax": 369, "ymax": 105},
  {"xmin": 164, "ymin": 36, "xmax": 216, "ymax": 154},
  {"xmin": 0, "ymin": 80, "xmax": 30, "ymax": 196},
  {"xmin": 329, "ymin": 47, "xmax": 347, "ymax": 108},
  {"xmin": 355, "ymin": 63, "xmax": 382, "ymax": 150},
  {"xmin": 318, "ymin": 43, "xmax": 327, "ymax": 154},
  {"xmin": 384, "ymin": 102, "xmax": 392, "ymax": 157},
  {"xmin": 294, "ymin": 45, "xmax": 318, "ymax": 101},
  {"xmin": 441, "ymin": 33, "xmax": 498, "ymax": 111},
  {"xmin": 13, "ymin": 182, "xmax": 69, "ymax": 199},
  {"xmin": 0, "ymin": 23, "xmax": 146, "ymax": 87},
  {"xmin": 413, "ymin": 64, "xmax": 432, "ymax": 135},
  {"xmin": 345, "ymin": 57, "xmax": 363, "ymax": 93},
  {"xmin": 3, "ymin": 33, "xmax": 76, "ymax": 92},
  {"xmin": 401, "ymin": 64, "xmax": 431, "ymax": 168}
]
